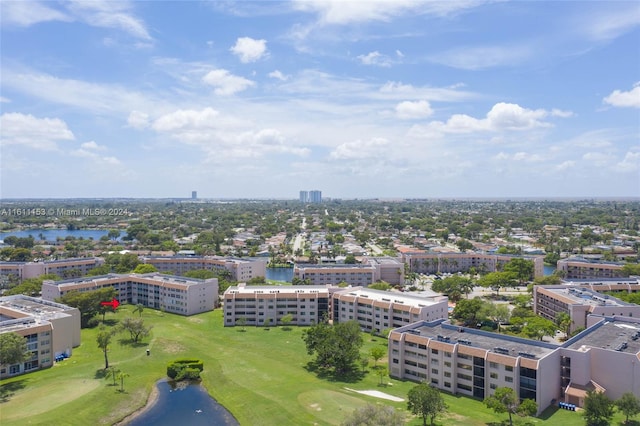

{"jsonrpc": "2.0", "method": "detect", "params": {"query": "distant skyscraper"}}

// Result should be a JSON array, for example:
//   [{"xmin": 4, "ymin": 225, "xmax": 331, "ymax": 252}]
[
  {"xmin": 309, "ymin": 190, "xmax": 322, "ymax": 203},
  {"xmin": 192, "ymin": 191, "xmax": 197, "ymax": 199},
  {"xmin": 299, "ymin": 190, "xmax": 309, "ymax": 203}
]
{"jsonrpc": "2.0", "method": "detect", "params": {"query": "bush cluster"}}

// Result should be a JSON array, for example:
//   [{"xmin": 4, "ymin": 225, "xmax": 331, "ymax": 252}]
[{"xmin": 166, "ymin": 359, "xmax": 204, "ymax": 380}]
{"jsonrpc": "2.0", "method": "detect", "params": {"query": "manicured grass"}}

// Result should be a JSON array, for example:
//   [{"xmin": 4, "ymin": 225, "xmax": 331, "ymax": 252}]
[{"xmin": 0, "ymin": 307, "xmax": 628, "ymax": 425}]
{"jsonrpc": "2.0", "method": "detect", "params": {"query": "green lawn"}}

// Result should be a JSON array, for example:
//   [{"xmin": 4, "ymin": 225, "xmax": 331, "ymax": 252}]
[{"xmin": 0, "ymin": 306, "xmax": 628, "ymax": 425}]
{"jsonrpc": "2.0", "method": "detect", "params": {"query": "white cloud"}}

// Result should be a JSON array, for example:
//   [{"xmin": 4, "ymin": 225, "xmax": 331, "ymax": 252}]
[
  {"xmin": 0, "ymin": 112, "xmax": 74, "ymax": 150},
  {"xmin": 151, "ymin": 108, "xmax": 221, "ymax": 133},
  {"xmin": 603, "ymin": 82, "xmax": 640, "ymax": 108},
  {"xmin": 616, "ymin": 151, "xmax": 640, "ymax": 172},
  {"xmin": 395, "ymin": 100, "xmax": 433, "ymax": 119},
  {"xmin": 357, "ymin": 51, "xmax": 392, "ymax": 67},
  {"xmin": 551, "ymin": 108, "xmax": 574, "ymax": 118},
  {"xmin": 80, "ymin": 141, "xmax": 107, "ymax": 151},
  {"xmin": 269, "ymin": 70, "xmax": 289, "ymax": 81},
  {"xmin": 202, "ymin": 69, "xmax": 256, "ymax": 95},
  {"xmin": 0, "ymin": 96, "xmax": 10, "ymax": 103},
  {"xmin": 582, "ymin": 151, "xmax": 614, "ymax": 166},
  {"xmin": 396, "ymin": 50, "xmax": 404, "ymax": 58},
  {"xmin": 580, "ymin": 6, "xmax": 640, "ymax": 42},
  {"xmin": 330, "ymin": 137, "xmax": 389, "ymax": 160},
  {"xmin": 230, "ymin": 37, "xmax": 268, "ymax": 63},
  {"xmin": 1, "ymin": 1, "xmax": 71, "ymax": 27},
  {"xmin": 556, "ymin": 160, "xmax": 575, "ymax": 171},
  {"xmin": 66, "ymin": 0, "xmax": 152, "ymax": 40},
  {"xmin": 430, "ymin": 45, "xmax": 533, "ymax": 70},
  {"xmin": 128, "ymin": 110, "xmax": 150, "ymax": 129}
]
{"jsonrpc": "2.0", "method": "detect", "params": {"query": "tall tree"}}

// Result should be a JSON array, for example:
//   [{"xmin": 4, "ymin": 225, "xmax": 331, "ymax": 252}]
[
  {"xmin": 133, "ymin": 303, "xmax": 145, "ymax": 317},
  {"xmin": 370, "ymin": 346, "xmax": 385, "ymax": 367},
  {"xmin": 616, "ymin": 392, "xmax": 640, "ymax": 424},
  {"xmin": 96, "ymin": 326, "xmax": 114, "ymax": 370},
  {"xmin": 583, "ymin": 390, "xmax": 614, "ymax": 426},
  {"xmin": 302, "ymin": 320, "xmax": 363, "ymax": 375},
  {"xmin": 119, "ymin": 317, "xmax": 152, "ymax": 343},
  {"xmin": 0, "ymin": 332, "xmax": 30, "ymax": 366},
  {"xmin": 341, "ymin": 404, "xmax": 404, "ymax": 426},
  {"xmin": 484, "ymin": 387, "xmax": 536, "ymax": 426},
  {"xmin": 59, "ymin": 287, "xmax": 118, "ymax": 328},
  {"xmin": 502, "ymin": 258, "xmax": 535, "ymax": 284},
  {"xmin": 478, "ymin": 272, "xmax": 517, "ymax": 297},
  {"xmin": 407, "ymin": 383, "xmax": 447, "ymax": 426}
]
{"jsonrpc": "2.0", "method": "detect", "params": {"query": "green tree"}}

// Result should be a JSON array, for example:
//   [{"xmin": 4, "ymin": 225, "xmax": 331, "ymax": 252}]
[
  {"xmin": 117, "ymin": 371, "xmax": 129, "ymax": 392},
  {"xmin": 119, "ymin": 317, "xmax": 152, "ymax": 343},
  {"xmin": 344, "ymin": 254, "xmax": 358, "ymax": 264},
  {"xmin": 616, "ymin": 392, "xmax": 640, "ymax": 424},
  {"xmin": 502, "ymin": 258, "xmax": 535, "ymax": 284},
  {"xmin": 368, "ymin": 282, "xmax": 392, "ymax": 291},
  {"xmin": 555, "ymin": 312, "xmax": 572, "ymax": 338},
  {"xmin": 184, "ymin": 269, "xmax": 216, "ymax": 279},
  {"xmin": 407, "ymin": 382, "xmax": 447, "ymax": 426},
  {"xmin": 452, "ymin": 298, "xmax": 487, "ymax": 327},
  {"xmin": 341, "ymin": 404, "xmax": 404, "ymax": 426},
  {"xmin": 96, "ymin": 326, "xmax": 114, "ymax": 370},
  {"xmin": 583, "ymin": 390, "xmax": 614, "ymax": 426},
  {"xmin": 432, "ymin": 275, "xmax": 474, "ymax": 302},
  {"xmin": 132, "ymin": 264, "xmax": 158, "ymax": 274},
  {"xmin": 133, "ymin": 303, "xmax": 145, "ymax": 317},
  {"xmin": 280, "ymin": 313, "xmax": 293, "ymax": 329},
  {"xmin": 370, "ymin": 346, "xmax": 385, "ymax": 367},
  {"xmin": 0, "ymin": 332, "xmax": 30, "ymax": 366},
  {"xmin": 302, "ymin": 320, "xmax": 363, "ymax": 375},
  {"xmin": 484, "ymin": 387, "xmax": 536, "ymax": 426},
  {"xmin": 478, "ymin": 272, "xmax": 517, "ymax": 297},
  {"xmin": 522, "ymin": 316, "xmax": 557, "ymax": 341},
  {"xmin": 59, "ymin": 287, "xmax": 118, "ymax": 328},
  {"xmin": 105, "ymin": 366, "xmax": 120, "ymax": 387},
  {"xmin": 237, "ymin": 317, "xmax": 247, "ymax": 331}
]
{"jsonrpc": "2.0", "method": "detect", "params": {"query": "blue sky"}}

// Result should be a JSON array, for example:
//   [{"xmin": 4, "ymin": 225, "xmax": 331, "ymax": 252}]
[{"xmin": 1, "ymin": 1, "xmax": 638, "ymax": 199}]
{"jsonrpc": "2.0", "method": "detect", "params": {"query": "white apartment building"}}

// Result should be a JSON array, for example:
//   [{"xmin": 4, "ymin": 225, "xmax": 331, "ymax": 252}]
[
  {"xmin": 0, "ymin": 295, "xmax": 80, "ymax": 379},
  {"xmin": 333, "ymin": 287, "xmax": 448, "ymax": 334},
  {"xmin": 0, "ymin": 257, "xmax": 105, "ymax": 282},
  {"xmin": 389, "ymin": 315, "xmax": 640, "ymax": 415},
  {"xmin": 557, "ymin": 257, "xmax": 626, "ymax": 279},
  {"xmin": 402, "ymin": 251, "xmax": 544, "ymax": 278},
  {"xmin": 223, "ymin": 284, "xmax": 333, "ymax": 327},
  {"xmin": 294, "ymin": 263, "xmax": 377, "ymax": 287},
  {"xmin": 140, "ymin": 255, "xmax": 266, "ymax": 282},
  {"xmin": 41, "ymin": 273, "xmax": 218, "ymax": 316},
  {"xmin": 533, "ymin": 284, "xmax": 640, "ymax": 332}
]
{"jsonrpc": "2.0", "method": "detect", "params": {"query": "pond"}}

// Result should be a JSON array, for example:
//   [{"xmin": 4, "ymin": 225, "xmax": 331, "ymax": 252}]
[
  {"xmin": 0, "ymin": 229, "xmax": 117, "ymax": 243},
  {"xmin": 266, "ymin": 267, "xmax": 294, "ymax": 282},
  {"xmin": 127, "ymin": 380, "xmax": 238, "ymax": 426}
]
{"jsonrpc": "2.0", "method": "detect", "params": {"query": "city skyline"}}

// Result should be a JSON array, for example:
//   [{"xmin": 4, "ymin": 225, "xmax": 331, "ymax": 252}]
[{"xmin": 1, "ymin": 1, "xmax": 638, "ymax": 199}]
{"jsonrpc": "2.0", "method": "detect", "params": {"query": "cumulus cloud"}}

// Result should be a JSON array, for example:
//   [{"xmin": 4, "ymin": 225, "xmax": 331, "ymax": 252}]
[
  {"xmin": 603, "ymin": 82, "xmax": 640, "ymax": 108},
  {"xmin": 330, "ymin": 137, "xmax": 390, "ymax": 160},
  {"xmin": 0, "ymin": 96, "xmax": 10, "ymax": 103},
  {"xmin": 230, "ymin": 37, "xmax": 268, "ymax": 63},
  {"xmin": 0, "ymin": 112, "xmax": 74, "ymax": 150},
  {"xmin": 151, "ymin": 107, "xmax": 221, "ymax": 133},
  {"xmin": 269, "ymin": 70, "xmax": 289, "ymax": 81},
  {"xmin": 71, "ymin": 142, "xmax": 122, "ymax": 165},
  {"xmin": 81, "ymin": 141, "xmax": 107, "ymax": 151},
  {"xmin": 127, "ymin": 110, "xmax": 150, "ymax": 129},
  {"xmin": 430, "ymin": 45, "xmax": 533, "ymax": 70},
  {"xmin": 202, "ymin": 69, "xmax": 256, "ymax": 95},
  {"xmin": 395, "ymin": 100, "xmax": 433, "ymax": 119},
  {"xmin": 616, "ymin": 151, "xmax": 640, "ymax": 172},
  {"xmin": 357, "ymin": 51, "xmax": 392, "ymax": 67},
  {"xmin": 556, "ymin": 160, "xmax": 575, "ymax": 171}
]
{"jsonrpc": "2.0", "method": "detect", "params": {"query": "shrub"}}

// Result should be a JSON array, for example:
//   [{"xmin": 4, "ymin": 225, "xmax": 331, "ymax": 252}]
[{"xmin": 167, "ymin": 359, "xmax": 204, "ymax": 380}]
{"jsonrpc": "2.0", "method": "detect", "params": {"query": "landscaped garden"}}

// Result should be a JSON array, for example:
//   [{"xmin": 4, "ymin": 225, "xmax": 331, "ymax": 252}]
[{"xmin": 0, "ymin": 305, "xmax": 626, "ymax": 425}]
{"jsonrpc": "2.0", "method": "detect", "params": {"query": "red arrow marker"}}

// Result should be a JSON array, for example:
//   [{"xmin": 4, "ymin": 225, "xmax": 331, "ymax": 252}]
[{"xmin": 100, "ymin": 298, "xmax": 120, "ymax": 310}]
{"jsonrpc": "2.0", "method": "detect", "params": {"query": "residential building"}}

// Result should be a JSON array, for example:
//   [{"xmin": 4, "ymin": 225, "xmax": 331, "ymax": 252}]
[
  {"xmin": 533, "ymin": 284, "xmax": 640, "ymax": 332},
  {"xmin": 309, "ymin": 190, "xmax": 322, "ymax": 203},
  {"xmin": 402, "ymin": 251, "xmax": 544, "ymax": 278},
  {"xmin": 41, "ymin": 273, "xmax": 218, "ymax": 316},
  {"xmin": 557, "ymin": 257, "xmax": 625, "ymax": 279},
  {"xmin": 294, "ymin": 263, "xmax": 377, "ymax": 286},
  {"xmin": 299, "ymin": 190, "xmax": 309, "ymax": 203},
  {"xmin": 140, "ymin": 255, "xmax": 266, "ymax": 282},
  {"xmin": 368, "ymin": 257, "xmax": 405, "ymax": 285},
  {"xmin": 388, "ymin": 315, "xmax": 640, "ymax": 415},
  {"xmin": 333, "ymin": 287, "xmax": 448, "ymax": 334},
  {"xmin": 223, "ymin": 284, "xmax": 332, "ymax": 327},
  {"xmin": 0, "ymin": 295, "xmax": 80, "ymax": 379},
  {"xmin": 0, "ymin": 257, "xmax": 105, "ymax": 283}
]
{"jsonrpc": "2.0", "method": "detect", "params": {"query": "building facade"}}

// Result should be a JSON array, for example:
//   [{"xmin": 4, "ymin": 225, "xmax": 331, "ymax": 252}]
[
  {"xmin": 402, "ymin": 251, "xmax": 544, "ymax": 278},
  {"xmin": 294, "ymin": 263, "xmax": 377, "ymax": 286},
  {"xmin": 332, "ymin": 287, "xmax": 448, "ymax": 334},
  {"xmin": 0, "ymin": 257, "xmax": 105, "ymax": 283},
  {"xmin": 41, "ymin": 273, "xmax": 218, "ymax": 316},
  {"xmin": 140, "ymin": 255, "xmax": 266, "ymax": 282},
  {"xmin": 557, "ymin": 257, "xmax": 625, "ymax": 279},
  {"xmin": 388, "ymin": 315, "xmax": 640, "ymax": 415},
  {"xmin": 533, "ymin": 284, "xmax": 640, "ymax": 332},
  {"xmin": 0, "ymin": 295, "xmax": 81, "ymax": 379},
  {"xmin": 223, "ymin": 284, "xmax": 332, "ymax": 327}
]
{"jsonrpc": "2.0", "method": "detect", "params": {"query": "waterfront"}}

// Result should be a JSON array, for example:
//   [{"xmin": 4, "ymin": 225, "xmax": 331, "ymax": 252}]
[
  {"xmin": 266, "ymin": 266, "xmax": 293, "ymax": 282},
  {"xmin": 0, "ymin": 229, "xmax": 115, "ymax": 243},
  {"xmin": 127, "ymin": 381, "xmax": 238, "ymax": 426}
]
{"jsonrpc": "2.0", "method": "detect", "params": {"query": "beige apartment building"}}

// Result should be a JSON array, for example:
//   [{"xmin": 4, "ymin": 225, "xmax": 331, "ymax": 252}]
[
  {"xmin": 293, "ymin": 263, "xmax": 377, "ymax": 286},
  {"xmin": 42, "ymin": 273, "xmax": 218, "ymax": 316},
  {"xmin": 223, "ymin": 284, "xmax": 332, "ymax": 326},
  {"xmin": 332, "ymin": 287, "xmax": 448, "ymax": 334},
  {"xmin": 0, "ymin": 295, "xmax": 80, "ymax": 379},
  {"xmin": 389, "ymin": 315, "xmax": 640, "ymax": 415},
  {"xmin": 402, "ymin": 251, "xmax": 544, "ymax": 278},
  {"xmin": 140, "ymin": 255, "xmax": 266, "ymax": 282},
  {"xmin": 0, "ymin": 257, "xmax": 104, "ymax": 282},
  {"xmin": 533, "ymin": 284, "xmax": 640, "ymax": 332},
  {"xmin": 557, "ymin": 257, "xmax": 625, "ymax": 279}
]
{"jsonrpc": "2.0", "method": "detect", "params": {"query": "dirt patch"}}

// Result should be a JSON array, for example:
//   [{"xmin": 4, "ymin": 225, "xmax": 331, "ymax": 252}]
[{"xmin": 155, "ymin": 338, "xmax": 186, "ymax": 354}]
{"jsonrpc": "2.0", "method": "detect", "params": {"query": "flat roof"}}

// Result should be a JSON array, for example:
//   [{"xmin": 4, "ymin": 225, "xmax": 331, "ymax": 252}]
[
  {"xmin": 226, "ymin": 285, "xmax": 330, "ymax": 295},
  {"xmin": 566, "ymin": 319, "xmax": 640, "ymax": 354},
  {"xmin": 51, "ymin": 273, "xmax": 209, "ymax": 288},
  {"xmin": 543, "ymin": 286, "xmax": 633, "ymax": 308},
  {"xmin": 0, "ymin": 295, "xmax": 74, "ymax": 332},
  {"xmin": 336, "ymin": 287, "xmax": 446, "ymax": 305},
  {"xmin": 405, "ymin": 321, "xmax": 558, "ymax": 359}
]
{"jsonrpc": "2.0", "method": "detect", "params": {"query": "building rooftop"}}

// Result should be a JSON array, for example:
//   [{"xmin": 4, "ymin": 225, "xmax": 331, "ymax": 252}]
[
  {"xmin": 51, "ymin": 273, "xmax": 209, "ymax": 288},
  {"xmin": 0, "ymin": 295, "xmax": 75, "ymax": 333},
  {"xmin": 336, "ymin": 287, "xmax": 446, "ymax": 305},
  {"xmin": 565, "ymin": 318, "xmax": 640, "ymax": 354},
  {"xmin": 544, "ymin": 286, "xmax": 633, "ymax": 308},
  {"xmin": 226, "ymin": 284, "xmax": 330, "ymax": 295}
]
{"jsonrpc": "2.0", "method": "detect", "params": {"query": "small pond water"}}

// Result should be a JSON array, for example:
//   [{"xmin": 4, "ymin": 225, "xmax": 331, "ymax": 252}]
[
  {"xmin": 127, "ymin": 381, "xmax": 238, "ymax": 426},
  {"xmin": 0, "ymin": 229, "xmax": 117, "ymax": 242},
  {"xmin": 265, "ymin": 267, "xmax": 293, "ymax": 282}
]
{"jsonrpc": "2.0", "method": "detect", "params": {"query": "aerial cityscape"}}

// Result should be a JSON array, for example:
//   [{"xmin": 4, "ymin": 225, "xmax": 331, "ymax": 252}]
[{"xmin": 1, "ymin": 1, "xmax": 639, "ymax": 426}]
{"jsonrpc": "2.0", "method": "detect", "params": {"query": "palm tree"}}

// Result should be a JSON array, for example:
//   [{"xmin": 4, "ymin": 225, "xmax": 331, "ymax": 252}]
[{"xmin": 117, "ymin": 371, "xmax": 130, "ymax": 392}]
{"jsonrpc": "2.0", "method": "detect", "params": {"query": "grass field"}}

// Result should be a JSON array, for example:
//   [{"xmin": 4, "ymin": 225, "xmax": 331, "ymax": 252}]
[{"xmin": 0, "ymin": 306, "xmax": 628, "ymax": 425}]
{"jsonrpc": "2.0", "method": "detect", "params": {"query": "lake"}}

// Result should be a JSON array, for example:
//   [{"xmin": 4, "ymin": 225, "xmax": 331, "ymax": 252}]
[
  {"xmin": 0, "ymin": 229, "xmax": 117, "ymax": 243},
  {"xmin": 127, "ymin": 380, "xmax": 238, "ymax": 426},
  {"xmin": 266, "ymin": 267, "xmax": 293, "ymax": 282}
]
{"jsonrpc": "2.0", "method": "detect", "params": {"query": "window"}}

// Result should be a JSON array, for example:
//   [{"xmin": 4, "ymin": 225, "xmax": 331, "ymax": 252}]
[
  {"xmin": 490, "ymin": 383, "xmax": 497, "ymax": 390},
  {"xmin": 505, "ymin": 365, "xmax": 513, "ymax": 372},
  {"xmin": 490, "ymin": 372, "xmax": 498, "ymax": 379},
  {"xmin": 444, "ymin": 372, "xmax": 451, "ymax": 378},
  {"xmin": 505, "ymin": 376, "xmax": 513, "ymax": 383},
  {"xmin": 444, "ymin": 381, "xmax": 451, "ymax": 388},
  {"xmin": 431, "ymin": 368, "xmax": 438, "ymax": 375},
  {"xmin": 431, "ymin": 349, "xmax": 439, "ymax": 355},
  {"xmin": 489, "ymin": 362, "xmax": 498, "ymax": 369}
]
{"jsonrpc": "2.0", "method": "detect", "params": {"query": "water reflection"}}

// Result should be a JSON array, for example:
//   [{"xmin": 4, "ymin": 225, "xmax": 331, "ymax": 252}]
[{"xmin": 127, "ymin": 380, "xmax": 238, "ymax": 426}]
